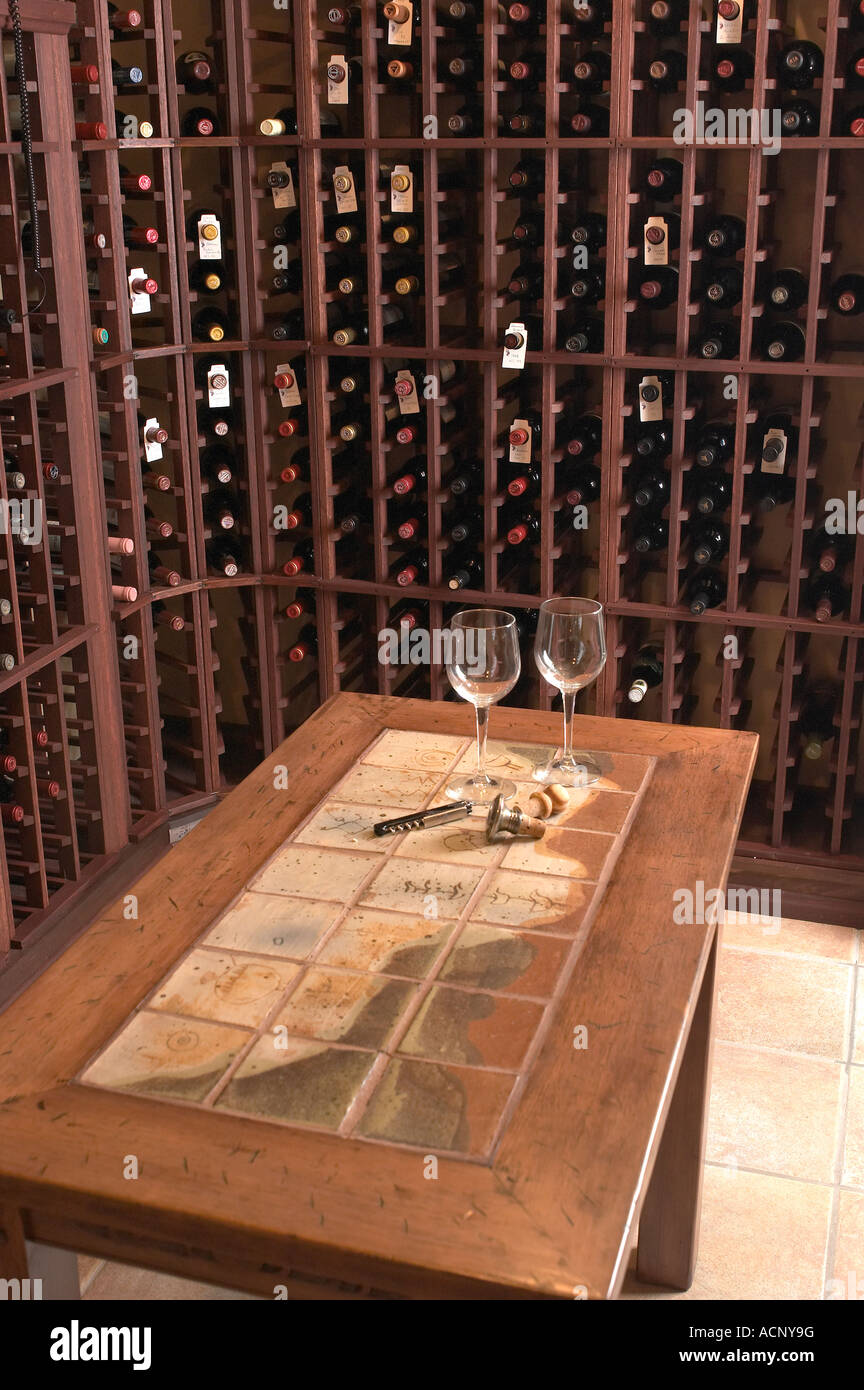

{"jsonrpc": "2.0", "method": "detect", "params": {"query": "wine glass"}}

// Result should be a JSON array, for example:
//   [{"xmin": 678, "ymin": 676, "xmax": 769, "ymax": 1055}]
[
  {"xmin": 444, "ymin": 609, "xmax": 521, "ymax": 804},
  {"xmin": 533, "ymin": 597, "xmax": 607, "ymax": 787}
]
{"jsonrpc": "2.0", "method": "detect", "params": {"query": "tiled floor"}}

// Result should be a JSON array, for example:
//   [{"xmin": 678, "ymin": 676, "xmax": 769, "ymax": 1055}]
[{"xmin": 76, "ymin": 908, "xmax": 863, "ymax": 1300}]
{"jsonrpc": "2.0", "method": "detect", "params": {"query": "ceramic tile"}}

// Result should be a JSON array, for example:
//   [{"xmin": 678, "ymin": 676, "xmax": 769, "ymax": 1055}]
[
  {"xmin": 249, "ymin": 846, "xmax": 374, "ymax": 901},
  {"xmin": 722, "ymin": 913, "xmax": 858, "ymax": 963},
  {"xmin": 275, "ymin": 967, "xmax": 416, "ymax": 1049},
  {"xmin": 331, "ymin": 763, "xmax": 442, "ymax": 809},
  {"xmin": 216, "ymin": 1035, "xmax": 375, "ymax": 1128},
  {"xmin": 707, "ymin": 1041, "xmax": 844, "ymax": 1183},
  {"xmin": 472, "ymin": 868, "xmax": 593, "ymax": 933},
  {"xmin": 359, "ymin": 857, "xmax": 485, "ymax": 919},
  {"xmin": 81, "ymin": 1011, "xmax": 249, "ymax": 1102},
  {"xmin": 391, "ymin": 820, "xmax": 500, "ymax": 868},
  {"xmin": 202, "ymin": 892, "xmax": 341, "ymax": 960},
  {"xmin": 360, "ymin": 728, "xmax": 467, "ymax": 771},
  {"xmin": 854, "ymin": 970, "xmax": 864, "ymax": 1065},
  {"xmin": 830, "ymin": 1190, "xmax": 864, "ymax": 1299},
  {"xmin": 149, "ymin": 949, "xmax": 299, "ymax": 1029},
  {"xmin": 398, "ymin": 983, "xmax": 544, "ymax": 1070},
  {"xmin": 500, "ymin": 825, "xmax": 615, "ymax": 879},
  {"xmin": 843, "ymin": 1065, "xmax": 864, "ymax": 1190},
  {"xmin": 438, "ymin": 924, "xmax": 570, "ymax": 998},
  {"xmin": 716, "ymin": 949, "xmax": 853, "ymax": 1060},
  {"xmin": 511, "ymin": 783, "xmax": 636, "ymax": 835},
  {"xmin": 450, "ymin": 738, "xmax": 555, "ymax": 781},
  {"xmin": 358, "ymin": 1057, "xmax": 515, "ymax": 1155},
  {"xmin": 294, "ymin": 801, "xmax": 407, "ymax": 854},
  {"xmin": 316, "ymin": 907, "xmax": 452, "ymax": 978}
]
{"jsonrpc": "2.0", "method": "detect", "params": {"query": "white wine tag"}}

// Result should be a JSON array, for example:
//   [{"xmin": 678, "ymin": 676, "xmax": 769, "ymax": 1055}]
[
  {"xmin": 639, "ymin": 374, "xmax": 664, "ymax": 422},
  {"xmin": 643, "ymin": 215, "xmax": 669, "ymax": 267},
  {"xmin": 269, "ymin": 161, "xmax": 296, "ymax": 210},
  {"xmin": 327, "ymin": 53, "xmax": 349, "ymax": 104},
  {"xmin": 502, "ymin": 321, "xmax": 528, "ymax": 370},
  {"xmin": 207, "ymin": 363, "xmax": 230, "ymax": 409},
  {"xmin": 197, "ymin": 212, "xmax": 222, "ymax": 260},
  {"xmin": 761, "ymin": 427, "xmax": 787, "ymax": 475},
  {"xmin": 333, "ymin": 166, "xmax": 357, "ymax": 214},
  {"xmin": 387, "ymin": 0, "xmax": 413, "ymax": 45},
  {"xmin": 128, "ymin": 267, "xmax": 152, "ymax": 315},
  {"xmin": 716, "ymin": 3, "xmax": 744, "ymax": 44},
  {"xmin": 276, "ymin": 363, "xmax": 301, "ymax": 408},
  {"xmin": 395, "ymin": 369, "xmax": 419, "ymax": 414},
  {"xmin": 390, "ymin": 164, "xmax": 413, "ymax": 213},
  {"xmin": 142, "ymin": 416, "xmax": 163, "ymax": 462},
  {"xmin": 509, "ymin": 417, "xmax": 533, "ymax": 464}
]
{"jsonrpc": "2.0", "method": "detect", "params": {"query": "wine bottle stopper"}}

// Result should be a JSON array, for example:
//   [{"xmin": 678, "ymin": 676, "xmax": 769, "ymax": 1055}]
[
  {"xmin": 485, "ymin": 795, "xmax": 546, "ymax": 843},
  {"xmin": 527, "ymin": 791, "xmax": 554, "ymax": 820},
  {"xmin": 545, "ymin": 784, "xmax": 571, "ymax": 812}
]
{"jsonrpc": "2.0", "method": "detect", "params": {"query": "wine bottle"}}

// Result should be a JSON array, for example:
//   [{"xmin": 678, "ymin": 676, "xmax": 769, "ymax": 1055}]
[
  {"xmin": 0, "ymin": 775, "xmax": 24, "ymax": 825},
  {"xmin": 647, "ymin": 0, "xmax": 688, "ymax": 38},
  {"xmin": 702, "ymin": 265, "xmax": 743, "ymax": 308},
  {"xmin": 644, "ymin": 157, "xmax": 683, "ymax": 201},
  {"xmin": 633, "ymin": 517, "xmax": 668, "ymax": 552},
  {"xmin": 568, "ymin": 267, "xmax": 606, "ymax": 305},
  {"xmin": 287, "ymin": 624, "xmax": 317, "ymax": 663},
  {"xmin": 504, "ymin": 507, "xmax": 540, "ymax": 546},
  {"xmin": 207, "ymin": 536, "xmax": 244, "ymax": 576},
  {"xmin": 636, "ymin": 265, "xmax": 678, "ymax": 308},
  {"xmin": 189, "ymin": 261, "xmax": 224, "ymax": 294},
  {"xmin": 630, "ymin": 467, "xmax": 670, "ymax": 510},
  {"xmin": 564, "ymin": 414, "xmax": 603, "ymax": 459},
  {"xmin": 122, "ymin": 214, "xmax": 158, "ymax": 246},
  {"xmin": 107, "ymin": 6, "xmax": 143, "ymax": 37},
  {"xmin": 506, "ymin": 265, "xmax": 544, "ymax": 300},
  {"xmin": 760, "ymin": 413, "xmax": 796, "ymax": 471},
  {"xmin": 447, "ymin": 554, "xmax": 483, "ymax": 590},
  {"xmin": 191, "ymin": 307, "xmax": 230, "ymax": 343},
  {"xmin": 633, "ymin": 419, "xmax": 673, "ymax": 461},
  {"xmin": 763, "ymin": 320, "xmax": 805, "ymax": 361},
  {"xmin": 3, "ymin": 451, "xmax": 26, "ymax": 491},
  {"xmin": 392, "ymin": 463, "xmax": 427, "ymax": 496},
  {"xmin": 393, "ymin": 550, "xmax": 428, "ymax": 587},
  {"xmin": 647, "ymin": 50, "xmax": 687, "ymax": 92},
  {"xmin": 806, "ymin": 571, "xmax": 849, "ymax": 623},
  {"xmin": 560, "ymin": 317, "xmax": 603, "ymax": 353},
  {"xmin": 691, "ymin": 520, "xmax": 728, "ymax": 566},
  {"xmin": 447, "ymin": 461, "xmax": 482, "ymax": 496},
  {"xmin": 695, "ymin": 422, "xmax": 735, "ymax": 468},
  {"xmin": 808, "ymin": 527, "xmax": 853, "ymax": 575},
  {"xmin": 507, "ymin": 107, "xmax": 542, "ymax": 134},
  {"xmin": 569, "ymin": 104, "xmax": 610, "ymax": 136},
  {"xmin": 693, "ymin": 471, "xmax": 732, "ymax": 516},
  {"xmin": 695, "ymin": 322, "xmax": 739, "ymax": 359},
  {"xmin": 752, "ymin": 472, "xmax": 795, "ymax": 512},
  {"xmin": 153, "ymin": 600, "xmax": 185, "ymax": 631},
  {"xmin": 568, "ymin": 0, "xmax": 611, "ymax": 36},
  {"xmin": 572, "ymin": 49, "xmax": 611, "ymax": 94},
  {"xmin": 392, "ymin": 503, "xmax": 427, "ymax": 542},
  {"xmin": 507, "ymin": 465, "xmax": 540, "ymax": 498},
  {"xmin": 283, "ymin": 491, "xmax": 313, "ymax": 530},
  {"xmin": 703, "ymin": 214, "xmax": 746, "ymax": 257},
  {"xmin": 570, "ymin": 211, "xmax": 607, "ymax": 252},
  {"xmin": 712, "ymin": 47, "xmax": 754, "ymax": 91},
  {"xmin": 176, "ymin": 51, "xmax": 214, "ymax": 93},
  {"xmin": 566, "ymin": 463, "xmax": 602, "ymax": 507},
  {"xmin": 281, "ymin": 539, "xmax": 315, "ymax": 578},
  {"xmin": 798, "ymin": 682, "xmax": 839, "ymax": 761},
  {"xmin": 114, "ymin": 110, "xmax": 154, "ymax": 139},
  {"xmin": 627, "ymin": 642, "xmax": 664, "ymax": 703},
  {"xmin": 202, "ymin": 488, "xmax": 238, "ymax": 531},
  {"xmin": 687, "ymin": 569, "xmax": 726, "ymax": 615},
  {"xmin": 776, "ymin": 40, "xmax": 823, "ymax": 90},
  {"xmin": 781, "ymin": 99, "xmax": 818, "ymax": 136},
  {"xmin": 829, "ymin": 274, "xmax": 864, "ymax": 316},
  {"xmin": 111, "ymin": 58, "xmax": 144, "ymax": 89},
  {"xmin": 148, "ymin": 552, "xmax": 181, "ymax": 587},
  {"xmin": 766, "ymin": 267, "xmax": 808, "ymax": 313}
]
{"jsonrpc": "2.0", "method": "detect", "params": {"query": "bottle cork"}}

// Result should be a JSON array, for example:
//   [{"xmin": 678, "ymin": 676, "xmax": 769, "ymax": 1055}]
[
  {"xmin": 546, "ymin": 783, "xmax": 570, "ymax": 812},
  {"xmin": 527, "ymin": 790, "xmax": 554, "ymax": 819}
]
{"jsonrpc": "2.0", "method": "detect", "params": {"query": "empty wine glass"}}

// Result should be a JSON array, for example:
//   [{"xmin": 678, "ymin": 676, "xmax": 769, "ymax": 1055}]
[
  {"xmin": 444, "ymin": 609, "xmax": 521, "ymax": 804},
  {"xmin": 533, "ymin": 597, "xmax": 607, "ymax": 787}
]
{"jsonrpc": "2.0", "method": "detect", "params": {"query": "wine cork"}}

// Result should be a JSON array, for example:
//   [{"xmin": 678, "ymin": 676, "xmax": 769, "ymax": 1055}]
[
  {"xmin": 527, "ymin": 791, "xmax": 554, "ymax": 819},
  {"xmin": 513, "ymin": 807, "xmax": 546, "ymax": 839},
  {"xmin": 546, "ymin": 784, "xmax": 570, "ymax": 812}
]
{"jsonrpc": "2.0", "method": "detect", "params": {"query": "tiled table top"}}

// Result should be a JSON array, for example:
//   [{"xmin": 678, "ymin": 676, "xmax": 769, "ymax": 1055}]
[{"xmin": 80, "ymin": 728, "xmax": 655, "ymax": 1161}]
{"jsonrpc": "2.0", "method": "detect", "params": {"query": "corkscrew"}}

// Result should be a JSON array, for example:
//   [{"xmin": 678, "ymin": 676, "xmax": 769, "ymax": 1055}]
[{"xmin": 373, "ymin": 801, "xmax": 473, "ymax": 836}]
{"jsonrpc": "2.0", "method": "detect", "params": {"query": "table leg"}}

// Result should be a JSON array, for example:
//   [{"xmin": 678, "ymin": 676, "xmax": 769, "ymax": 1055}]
[{"xmin": 636, "ymin": 932, "xmax": 717, "ymax": 1290}]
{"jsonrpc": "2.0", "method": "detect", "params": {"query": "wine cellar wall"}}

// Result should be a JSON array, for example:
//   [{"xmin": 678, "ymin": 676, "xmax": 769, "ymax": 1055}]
[{"xmin": 2, "ymin": 0, "xmax": 864, "ymax": 964}]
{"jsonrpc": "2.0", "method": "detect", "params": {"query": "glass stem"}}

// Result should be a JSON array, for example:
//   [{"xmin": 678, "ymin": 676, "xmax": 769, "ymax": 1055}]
[
  {"xmin": 562, "ymin": 690, "xmax": 576, "ymax": 763},
  {"xmin": 475, "ymin": 703, "xmax": 490, "ymax": 781}
]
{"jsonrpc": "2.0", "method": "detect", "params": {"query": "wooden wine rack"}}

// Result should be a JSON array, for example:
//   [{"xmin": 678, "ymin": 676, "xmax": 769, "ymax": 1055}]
[{"xmin": 1, "ymin": 0, "xmax": 863, "ymax": 973}]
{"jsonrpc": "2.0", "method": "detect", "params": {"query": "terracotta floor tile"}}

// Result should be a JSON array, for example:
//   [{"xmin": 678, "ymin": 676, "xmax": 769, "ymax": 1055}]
[
  {"xmin": 398, "ymin": 982, "xmax": 545, "ymax": 1070},
  {"xmin": 716, "ymin": 948, "xmax": 853, "ymax": 1059},
  {"xmin": 358, "ymin": 1056, "xmax": 515, "ymax": 1155},
  {"xmin": 274, "ymin": 967, "xmax": 416, "ymax": 1049},
  {"xmin": 500, "ymin": 825, "xmax": 614, "ymax": 879},
  {"xmin": 249, "ymin": 846, "xmax": 374, "ymax": 901},
  {"xmin": 623, "ymin": 1166, "xmax": 832, "ymax": 1301},
  {"xmin": 722, "ymin": 912, "xmax": 858, "ymax": 963},
  {"xmin": 360, "ymin": 728, "xmax": 467, "ymax": 772},
  {"xmin": 829, "ymin": 1189, "xmax": 864, "ymax": 1299},
  {"xmin": 359, "ymin": 856, "xmax": 485, "ymax": 919},
  {"xmin": 203, "ymin": 892, "xmax": 341, "ymax": 961},
  {"xmin": 81, "ymin": 1011, "xmax": 249, "ymax": 1102},
  {"xmin": 473, "ymin": 868, "xmax": 593, "ymax": 933},
  {"xmin": 294, "ymin": 801, "xmax": 409, "ymax": 854},
  {"xmin": 707, "ymin": 1041, "xmax": 844, "ymax": 1183},
  {"xmin": 438, "ymin": 923, "xmax": 570, "ymax": 998},
  {"xmin": 148, "ymin": 949, "xmax": 299, "ymax": 1029},
  {"xmin": 331, "ymin": 763, "xmax": 442, "ymax": 808},
  {"xmin": 843, "ymin": 1065, "xmax": 864, "ymax": 1190},
  {"xmin": 316, "ymin": 907, "xmax": 452, "ymax": 978},
  {"xmin": 215, "ymin": 1035, "xmax": 376, "ymax": 1129}
]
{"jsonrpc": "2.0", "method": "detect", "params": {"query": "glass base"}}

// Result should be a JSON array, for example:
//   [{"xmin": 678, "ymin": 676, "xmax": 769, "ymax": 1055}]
[
  {"xmin": 444, "ymin": 773, "xmax": 516, "ymax": 806},
  {"xmin": 532, "ymin": 754, "xmax": 602, "ymax": 789}
]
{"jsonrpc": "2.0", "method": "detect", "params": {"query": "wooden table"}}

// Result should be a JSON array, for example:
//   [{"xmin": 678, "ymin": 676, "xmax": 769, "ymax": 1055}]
[{"xmin": 0, "ymin": 694, "xmax": 756, "ymax": 1300}]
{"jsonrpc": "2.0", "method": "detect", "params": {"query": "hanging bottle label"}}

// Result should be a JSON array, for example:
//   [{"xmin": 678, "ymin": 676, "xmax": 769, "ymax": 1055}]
[
  {"xmin": 197, "ymin": 212, "xmax": 222, "ymax": 260},
  {"xmin": 395, "ymin": 369, "xmax": 419, "ymax": 413},
  {"xmin": 269, "ymin": 161, "xmax": 296, "ymax": 210},
  {"xmin": 509, "ymin": 417, "xmax": 533, "ymax": 465},
  {"xmin": 386, "ymin": 1, "xmax": 413, "ymax": 46},
  {"xmin": 638, "ymin": 374, "xmax": 664, "ymax": 422},
  {"xmin": 643, "ymin": 215, "xmax": 670, "ymax": 267},
  {"xmin": 142, "ymin": 417, "xmax": 164, "ymax": 463},
  {"xmin": 390, "ymin": 164, "xmax": 413, "ymax": 213},
  {"xmin": 327, "ymin": 53, "xmax": 349, "ymax": 104},
  {"xmin": 207, "ymin": 363, "xmax": 230, "ymax": 408},
  {"xmin": 716, "ymin": 1, "xmax": 744, "ymax": 45},
  {"xmin": 128, "ymin": 266, "xmax": 153, "ymax": 315},
  {"xmin": 761, "ymin": 426, "xmax": 787, "ymax": 476},
  {"xmin": 333, "ymin": 166, "xmax": 357, "ymax": 213},
  {"xmin": 275, "ymin": 363, "xmax": 302, "ymax": 407},
  {"xmin": 502, "ymin": 321, "xmax": 528, "ymax": 370}
]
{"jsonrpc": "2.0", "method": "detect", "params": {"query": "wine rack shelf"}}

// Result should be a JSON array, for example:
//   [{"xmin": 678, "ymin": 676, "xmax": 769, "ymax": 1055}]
[{"xmin": 2, "ymin": 0, "xmax": 864, "ymax": 966}]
